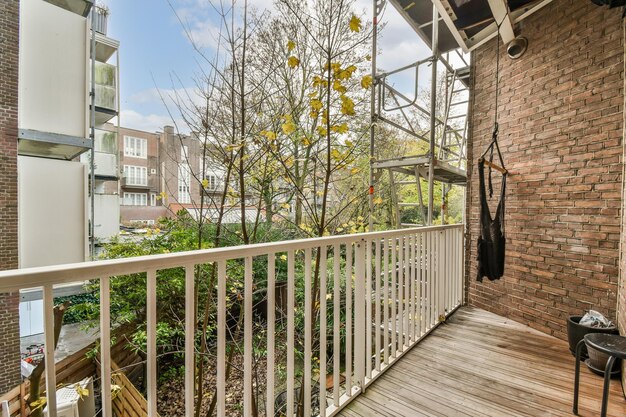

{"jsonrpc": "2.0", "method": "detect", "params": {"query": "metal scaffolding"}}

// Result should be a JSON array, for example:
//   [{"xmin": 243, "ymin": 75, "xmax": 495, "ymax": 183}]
[{"xmin": 369, "ymin": 0, "xmax": 470, "ymax": 229}]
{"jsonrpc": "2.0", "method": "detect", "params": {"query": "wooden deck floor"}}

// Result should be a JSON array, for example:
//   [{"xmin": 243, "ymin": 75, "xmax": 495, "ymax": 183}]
[{"xmin": 339, "ymin": 307, "xmax": 626, "ymax": 417}]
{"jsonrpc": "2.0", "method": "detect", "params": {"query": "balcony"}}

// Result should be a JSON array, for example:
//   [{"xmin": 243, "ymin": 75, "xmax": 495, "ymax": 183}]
[
  {"xmin": 80, "ymin": 129, "xmax": 118, "ymax": 178},
  {"xmin": 92, "ymin": 61, "xmax": 117, "ymax": 124},
  {"xmin": 0, "ymin": 224, "xmax": 625, "ymax": 416}
]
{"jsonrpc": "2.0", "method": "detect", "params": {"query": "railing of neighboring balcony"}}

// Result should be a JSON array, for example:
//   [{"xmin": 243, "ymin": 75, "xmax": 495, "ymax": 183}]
[{"xmin": 0, "ymin": 224, "xmax": 464, "ymax": 417}]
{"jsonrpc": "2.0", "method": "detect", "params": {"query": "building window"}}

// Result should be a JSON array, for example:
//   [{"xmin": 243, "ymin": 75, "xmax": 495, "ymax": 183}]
[
  {"xmin": 123, "ymin": 193, "xmax": 147, "ymax": 206},
  {"xmin": 151, "ymin": 193, "xmax": 156, "ymax": 206},
  {"xmin": 204, "ymin": 174, "xmax": 219, "ymax": 191},
  {"xmin": 124, "ymin": 165, "xmax": 148, "ymax": 186},
  {"xmin": 178, "ymin": 163, "xmax": 191, "ymax": 204},
  {"xmin": 124, "ymin": 136, "xmax": 147, "ymax": 158}
]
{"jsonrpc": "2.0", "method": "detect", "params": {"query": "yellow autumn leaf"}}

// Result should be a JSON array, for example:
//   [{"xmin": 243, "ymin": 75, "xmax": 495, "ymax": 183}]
[
  {"xmin": 330, "ymin": 123, "xmax": 349, "ymax": 134},
  {"xmin": 310, "ymin": 99, "xmax": 323, "ymax": 111},
  {"xmin": 281, "ymin": 202, "xmax": 291, "ymax": 209},
  {"xmin": 302, "ymin": 136, "xmax": 312, "ymax": 146},
  {"xmin": 157, "ymin": 191, "xmax": 167, "ymax": 201},
  {"xmin": 280, "ymin": 254, "xmax": 287, "ymax": 260},
  {"xmin": 74, "ymin": 383, "xmax": 90, "ymax": 400},
  {"xmin": 361, "ymin": 74, "xmax": 373, "ymax": 89},
  {"xmin": 349, "ymin": 15, "xmax": 362, "ymax": 32},
  {"xmin": 340, "ymin": 95, "xmax": 355, "ymax": 116},
  {"xmin": 260, "ymin": 130, "xmax": 277, "ymax": 141},
  {"xmin": 287, "ymin": 40, "xmax": 296, "ymax": 51},
  {"xmin": 373, "ymin": 196, "xmax": 383, "ymax": 204},
  {"xmin": 202, "ymin": 178, "xmax": 209, "ymax": 188},
  {"xmin": 350, "ymin": 167, "xmax": 361, "ymax": 174},
  {"xmin": 310, "ymin": 110, "xmax": 319, "ymax": 119},
  {"xmin": 317, "ymin": 126, "xmax": 327, "ymax": 136},
  {"xmin": 287, "ymin": 56, "xmax": 300, "ymax": 68},
  {"xmin": 345, "ymin": 139, "xmax": 354, "ymax": 147},
  {"xmin": 333, "ymin": 79, "xmax": 347, "ymax": 93},
  {"xmin": 282, "ymin": 115, "xmax": 296, "ymax": 134},
  {"xmin": 331, "ymin": 148, "xmax": 341, "ymax": 159},
  {"xmin": 312, "ymin": 75, "xmax": 328, "ymax": 88}
]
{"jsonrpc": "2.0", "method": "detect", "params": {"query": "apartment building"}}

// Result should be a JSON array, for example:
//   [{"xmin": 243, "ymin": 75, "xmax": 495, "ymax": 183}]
[
  {"xmin": 117, "ymin": 125, "xmax": 263, "ymax": 226},
  {"xmin": 118, "ymin": 126, "xmax": 165, "ymax": 225},
  {"xmin": 0, "ymin": 0, "xmax": 122, "ymax": 388}
]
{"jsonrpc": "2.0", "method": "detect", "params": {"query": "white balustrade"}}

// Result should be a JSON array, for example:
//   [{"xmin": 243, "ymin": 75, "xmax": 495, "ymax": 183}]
[{"xmin": 0, "ymin": 224, "xmax": 464, "ymax": 417}]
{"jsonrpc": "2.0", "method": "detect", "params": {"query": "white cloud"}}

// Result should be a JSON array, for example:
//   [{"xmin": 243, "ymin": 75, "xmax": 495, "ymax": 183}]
[
  {"xmin": 119, "ymin": 109, "xmax": 187, "ymax": 133},
  {"xmin": 130, "ymin": 86, "xmax": 206, "ymax": 109}
]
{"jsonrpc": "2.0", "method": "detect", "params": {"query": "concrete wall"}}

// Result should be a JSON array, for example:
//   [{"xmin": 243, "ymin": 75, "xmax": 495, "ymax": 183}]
[
  {"xmin": 19, "ymin": 156, "xmax": 88, "ymax": 268},
  {"xmin": 0, "ymin": 0, "xmax": 21, "ymax": 395},
  {"xmin": 18, "ymin": 0, "xmax": 88, "ymax": 138},
  {"xmin": 466, "ymin": 0, "xmax": 624, "ymax": 340}
]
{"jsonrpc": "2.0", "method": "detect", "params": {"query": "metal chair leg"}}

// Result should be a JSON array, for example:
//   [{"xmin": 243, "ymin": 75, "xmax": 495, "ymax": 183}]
[
  {"xmin": 573, "ymin": 339, "xmax": 585, "ymax": 415},
  {"xmin": 601, "ymin": 355, "xmax": 616, "ymax": 417}
]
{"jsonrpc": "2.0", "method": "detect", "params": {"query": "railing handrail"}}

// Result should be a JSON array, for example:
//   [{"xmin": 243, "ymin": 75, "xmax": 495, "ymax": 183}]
[{"xmin": 0, "ymin": 224, "xmax": 463, "ymax": 292}]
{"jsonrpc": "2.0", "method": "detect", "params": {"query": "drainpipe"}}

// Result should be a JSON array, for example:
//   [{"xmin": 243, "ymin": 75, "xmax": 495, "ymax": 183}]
[{"xmin": 89, "ymin": 9, "xmax": 96, "ymax": 259}]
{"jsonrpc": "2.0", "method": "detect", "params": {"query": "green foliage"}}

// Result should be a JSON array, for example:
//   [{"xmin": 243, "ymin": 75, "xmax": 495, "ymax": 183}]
[{"xmin": 55, "ymin": 293, "xmax": 98, "ymax": 324}]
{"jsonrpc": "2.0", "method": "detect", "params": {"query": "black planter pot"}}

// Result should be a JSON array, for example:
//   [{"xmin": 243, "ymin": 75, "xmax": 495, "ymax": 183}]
[
  {"xmin": 586, "ymin": 345, "xmax": 621, "ymax": 377},
  {"xmin": 567, "ymin": 316, "xmax": 618, "ymax": 358}
]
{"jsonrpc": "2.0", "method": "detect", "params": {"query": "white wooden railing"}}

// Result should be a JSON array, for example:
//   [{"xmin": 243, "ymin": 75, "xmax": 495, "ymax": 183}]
[{"xmin": 0, "ymin": 224, "xmax": 464, "ymax": 417}]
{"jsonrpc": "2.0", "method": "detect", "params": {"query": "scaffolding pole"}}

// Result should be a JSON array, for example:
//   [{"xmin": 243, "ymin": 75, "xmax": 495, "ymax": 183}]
[
  {"xmin": 369, "ymin": 0, "xmax": 383, "ymax": 232},
  {"xmin": 427, "ymin": 4, "xmax": 438, "ymax": 225}
]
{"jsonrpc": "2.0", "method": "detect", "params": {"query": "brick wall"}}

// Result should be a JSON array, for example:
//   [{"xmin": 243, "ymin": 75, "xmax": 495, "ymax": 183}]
[
  {"xmin": 465, "ymin": 0, "xmax": 624, "ymax": 340},
  {"xmin": 0, "ymin": 0, "xmax": 22, "ymax": 394}
]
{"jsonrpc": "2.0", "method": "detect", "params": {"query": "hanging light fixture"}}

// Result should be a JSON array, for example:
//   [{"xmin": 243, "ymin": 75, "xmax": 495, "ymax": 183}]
[{"xmin": 506, "ymin": 36, "xmax": 528, "ymax": 60}]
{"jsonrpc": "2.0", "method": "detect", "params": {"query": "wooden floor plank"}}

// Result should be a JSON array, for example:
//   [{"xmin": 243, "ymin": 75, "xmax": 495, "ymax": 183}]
[{"xmin": 338, "ymin": 306, "xmax": 626, "ymax": 417}]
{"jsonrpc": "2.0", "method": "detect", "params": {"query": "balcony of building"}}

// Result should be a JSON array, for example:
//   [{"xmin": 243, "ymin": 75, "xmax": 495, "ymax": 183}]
[
  {"xmin": 80, "ymin": 129, "xmax": 119, "ymax": 179},
  {"xmin": 93, "ymin": 61, "xmax": 118, "ymax": 124},
  {"xmin": 1, "ymin": 224, "xmax": 624, "ymax": 417}
]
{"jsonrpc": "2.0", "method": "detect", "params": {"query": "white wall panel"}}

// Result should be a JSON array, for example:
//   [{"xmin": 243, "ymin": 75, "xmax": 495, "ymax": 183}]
[
  {"xmin": 19, "ymin": 157, "xmax": 88, "ymax": 268},
  {"xmin": 19, "ymin": 0, "xmax": 88, "ymax": 138}
]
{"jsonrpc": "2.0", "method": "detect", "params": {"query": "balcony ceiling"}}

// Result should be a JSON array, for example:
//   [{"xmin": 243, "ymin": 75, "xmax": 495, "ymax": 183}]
[
  {"xmin": 18, "ymin": 129, "xmax": 91, "ymax": 160},
  {"xmin": 94, "ymin": 32, "xmax": 119, "ymax": 62},
  {"xmin": 389, "ymin": 0, "xmax": 554, "ymax": 52}
]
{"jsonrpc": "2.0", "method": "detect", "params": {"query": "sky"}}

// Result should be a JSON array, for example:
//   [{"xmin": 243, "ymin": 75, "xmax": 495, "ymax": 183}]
[{"xmin": 100, "ymin": 0, "xmax": 431, "ymax": 133}]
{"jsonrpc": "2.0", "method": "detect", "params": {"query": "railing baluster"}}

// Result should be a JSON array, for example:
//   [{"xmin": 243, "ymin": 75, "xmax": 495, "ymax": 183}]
[
  {"xmin": 417, "ymin": 233, "xmax": 423, "ymax": 338},
  {"xmin": 397, "ymin": 236, "xmax": 404, "ymax": 351},
  {"xmin": 404, "ymin": 235, "xmax": 410, "ymax": 347},
  {"xmin": 345, "ymin": 243, "xmax": 353, "ymax": 396},
  {"xmin": 100, "ymin": 276, "xmax": 112, "ymax": 417},
  {"xmin": 424, "ymin": 232, "xmax": 433, "ymax": 331},
  {"xmin": 374, "ymin": 238, "xmax": 381, "ymax": 372},
  {"xmin": 43, "ymin": 284, "xmax": 57, "ymax": 417},
  {"xmin": 365, "ymin": 239, "xmax": 372, "ymax": 380},
  {"xmin": 217, "ymin": 260, "xmax": 226, "ymax": 416},
  {"xmin": 147, "ymin": 269, "xmax": 157, "ymax": 416},
  {"xmin": 390, "ymin": 237, "xmax": 396, "ymax": 357},
  {"xmin": 267, "ymin": 254, "xmax": 276, "ymax": 417},
  {"xmin": 354, "ymin": 240, "xmax": 366, "ymax": 390},
  {"xmin": 383, "ymin": 238, "xmax": 389, "ymax": 365},
  {"xmin": 304, "ymin": 248, "xmax": 312, "ymax": 416},
  {"xmin": 333, "ymin": 244, "xmax": 340, "ymax": 407},
  {"xmin": 185, "ymin": 264, "xmax": 195, "ymax": 417},
  {"xmin": 410, "ymin": 234, "xmax": 416, "ymax": 343},
  {"xmin": 287, "ymin": 250, "xmax": 295, "ymax": 417},
  {"xmin": 319, "ymin": 246, "xmax": 328, "ymax": 417},
  {"xmin": 244, "ymin": 256, "xmax": 253, "ymax": 416}
]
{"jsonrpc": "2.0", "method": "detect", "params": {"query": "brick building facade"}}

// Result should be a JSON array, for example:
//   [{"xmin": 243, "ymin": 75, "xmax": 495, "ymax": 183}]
[
  {"xmin": 0, "ymin": 0, "xmax": 22, "ymax": 394},
  {"xmin": 466, "ymin": 0, "xmax": 624, "ymax": 340}
]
